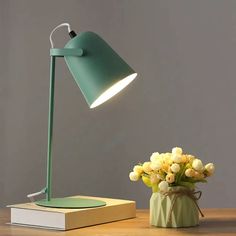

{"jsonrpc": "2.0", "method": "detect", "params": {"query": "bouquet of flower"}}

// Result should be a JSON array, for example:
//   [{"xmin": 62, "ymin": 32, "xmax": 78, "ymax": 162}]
[{"xmin": 129, "ymin": 147, "xmax": 215, "ymax": 193}]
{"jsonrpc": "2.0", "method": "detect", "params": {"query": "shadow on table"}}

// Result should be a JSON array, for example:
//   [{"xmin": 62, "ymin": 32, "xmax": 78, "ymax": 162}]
[{"xmin": 178, "ymin": 218, "xmax": 236, "ymax": 235}]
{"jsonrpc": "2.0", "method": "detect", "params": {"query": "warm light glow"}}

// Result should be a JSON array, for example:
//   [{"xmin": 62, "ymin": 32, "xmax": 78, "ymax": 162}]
[{"xmin": 90, "ymin": 73, "xmax": 137, "ymax": 108}]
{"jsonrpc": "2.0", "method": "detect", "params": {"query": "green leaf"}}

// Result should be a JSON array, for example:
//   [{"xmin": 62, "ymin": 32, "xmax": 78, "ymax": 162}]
[{"xmin": 176, "ymin": 163, "xmax": 187, "ymax": 184}]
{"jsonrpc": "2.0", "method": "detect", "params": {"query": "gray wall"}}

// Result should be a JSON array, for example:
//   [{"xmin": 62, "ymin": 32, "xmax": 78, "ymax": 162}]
[{"xmin": 1, "ymin": 0, "xmax": 236, "ymax": 208}]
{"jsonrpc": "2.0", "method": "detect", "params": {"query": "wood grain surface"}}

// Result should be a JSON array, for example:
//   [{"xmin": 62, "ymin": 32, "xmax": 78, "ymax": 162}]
[{"xmin": 1, "ymin": 208, "xmax": 236, "ymax": 236}]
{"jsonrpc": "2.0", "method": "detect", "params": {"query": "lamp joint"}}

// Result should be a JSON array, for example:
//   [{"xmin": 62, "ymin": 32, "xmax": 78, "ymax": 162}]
[{"xmin": 50, "ymin": 48, "xmax": 84, "ymax": 57}]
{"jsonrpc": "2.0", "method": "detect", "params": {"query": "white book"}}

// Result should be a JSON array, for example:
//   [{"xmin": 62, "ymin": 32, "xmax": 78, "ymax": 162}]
[{"xmin": 8, "ymin": 195, "xmax": 136, "ymax": 230}]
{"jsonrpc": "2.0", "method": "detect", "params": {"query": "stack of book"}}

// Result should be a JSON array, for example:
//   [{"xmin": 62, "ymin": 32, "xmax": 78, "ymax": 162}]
[{"xmin": 8, "ymin": 195, "xmax": 136, "ymax": 230}]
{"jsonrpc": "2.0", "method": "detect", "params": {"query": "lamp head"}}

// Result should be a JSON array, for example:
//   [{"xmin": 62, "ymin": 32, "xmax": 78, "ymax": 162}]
[{"xmin": 64, "ymin": 31, "xmax": 137, "ymax": 108}]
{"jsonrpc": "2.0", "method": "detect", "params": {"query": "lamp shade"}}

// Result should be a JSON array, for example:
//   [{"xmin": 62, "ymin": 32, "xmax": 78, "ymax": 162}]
[{"xmin": 64, "ymin": 31, "xmax": 137, "ymax": 108}]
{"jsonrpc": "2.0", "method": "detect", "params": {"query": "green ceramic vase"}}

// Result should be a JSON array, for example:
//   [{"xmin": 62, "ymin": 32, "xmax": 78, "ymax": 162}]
[{"xmin": 150, "ymin": 186, "xmax": 199, "ymax": 228}]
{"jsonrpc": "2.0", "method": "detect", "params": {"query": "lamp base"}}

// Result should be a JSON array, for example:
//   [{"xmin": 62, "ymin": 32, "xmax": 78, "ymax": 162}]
[{"xmin": 35, "ymin": 197, "xmax": 106, "ymax": 209}]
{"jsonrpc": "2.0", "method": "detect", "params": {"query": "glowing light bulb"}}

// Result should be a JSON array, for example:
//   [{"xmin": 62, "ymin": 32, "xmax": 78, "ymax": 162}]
[{"xmin": 90, "ymin": 73, "xmax": 137, "ymax": 108}]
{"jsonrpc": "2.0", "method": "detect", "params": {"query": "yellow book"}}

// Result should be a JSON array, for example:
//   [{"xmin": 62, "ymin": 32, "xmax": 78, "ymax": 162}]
[{"xmin": 8, "ymin": 195, "xmax": 136, "ymax": 230}]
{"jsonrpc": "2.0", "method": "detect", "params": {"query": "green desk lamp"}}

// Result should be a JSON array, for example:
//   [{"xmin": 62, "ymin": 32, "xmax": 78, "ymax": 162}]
[{"xmin": 27, "ymin": 23, "xmax": 137, "ymax": 208}]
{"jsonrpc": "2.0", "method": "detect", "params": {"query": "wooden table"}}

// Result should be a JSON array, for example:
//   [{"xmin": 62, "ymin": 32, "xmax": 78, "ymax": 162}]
[{"xmin": 1, "ymin": 208, "xmax": 236, "ymax": 236}]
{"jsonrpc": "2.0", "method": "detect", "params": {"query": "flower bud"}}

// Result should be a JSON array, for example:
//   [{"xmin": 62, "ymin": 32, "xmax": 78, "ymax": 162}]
[
  {"xmin": 172, "ymin": 147, "xmax": 183, "ymax": 155},
  {"xmin": 192, "ymin": 159, "xmax": 204, "ymax": 171},
  {"xmin": 166, "ymin": 173, "xmax": 175, "ymax": 183},
  {"xmin": 150, "ymin": 160, "xmax": 162, "ymax": 171},
  {"xmin": 181, "ymin": 155, "xmax": 188, "ymax": 163},
  {"xmin": 143, "ymin": 162, "xmax": 152, "ymax": 173},
  {"xmin": 150, "ymin": 152, "xmax": 159, "ymax": 162},
  {"xmin": 150, "ymin": 174, "xmax": 159, "ymax": 184},
  {"xmin": 133, "ymin": 165, "xmax": 143, "ymax": 175},
  {"xmin": 170, "ymin": 163, "xmax": 180, "ymax": 173},
  {"xmin": 158, "ymin": 181, "xmax": 169, "ymax": 192},
  {"xmin": 205, "ymin": 163, "xmax": 215, "ymax": 176},
  {"xmin": 194, "ymin": 171, "xmax": 204, "ymax": 179},
  {"xmin": 129, "ymin": 172, "xmax": 139, "ymax": 181},
  {"xmin": 171, "ymin": 153, "xmax": 182, "ymax": 163},
  {"xmin": 162, "ymin": 163, "xmax": 170, "ymax": 173},
  {"xmin": 185, "ymin": 168, "xmax": 195, "ymax": 177},
  {"xmin": 187, "ymin": 155, "xmax": 195, "ymax": 162}
]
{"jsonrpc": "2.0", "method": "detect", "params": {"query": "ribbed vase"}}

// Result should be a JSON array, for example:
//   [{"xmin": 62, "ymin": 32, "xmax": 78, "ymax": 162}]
[{"xmin": 150, "ymin": 187, "xmax": 199, "ymax": 227}]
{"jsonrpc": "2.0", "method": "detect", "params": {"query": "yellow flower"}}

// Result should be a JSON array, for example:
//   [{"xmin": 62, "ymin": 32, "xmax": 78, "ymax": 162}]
[
  {"xmin": 158, "ymin": 181, "xmax": 169, "ymax": 192},
  {"xmin": 185, "ymin": 168, "xmax": 195, "ymax": 177},
  {"xmin": 150, "ymin": 174, "xmax": 160, "ymax": 184},
  {"xmin": 205, "ymin": 163, "xmax": 215, "ymax": 176},
  {"xmin": 162, "ymin": 163, "xmax": 170, "ymax": 173},
  {"xmin": 193, "ymin": 171, "xmax": 204, "ymax": 179},
  {"xmin": 172, "ymin": 147, "xmax": 183, "ymax": 155},
  {"xmin": 171, "ymin": 153, "xmax": 182, "ymax": 163},
  {"xmin": 187, "ymin": 155, "xmax": 195, "ymax": 163},
  {"xmin": 170, "ymin": 163, "xmax": 180, "ymax": 173},
  {"xmin": 143, "ymin": 162, "xmax": 152, "ymax": 173},
  {"xmin": 192, "ymin": 159, "xmax": 204, "ymax": 171},
  {"xmin": 129, "ymin": 172, "xmax": 139, "ymax": 181},
  {"xmin": 181, "ymin": 155, "xmax": 188, "ymax": 163},
  {"xmin": 163, "ymin": 153, "xmax": 173, "ymax": 165},
  {"xmin": 129, "ymin": 147, "xmax": 214, "ymax": 190},
  {"xmin": 133, "ymin": 165, "xmax": 143, "ymax": 175},
  {"xmin": 150, "ymin": 152, "xmax": 160, "ymax": 162},
  {"xmin": 166, "ymin": 173, "xmax": 175, "ymax": 183},
  {"xmin": 150, "ymin": 160, "xmax": 162, "ymax": 171}
]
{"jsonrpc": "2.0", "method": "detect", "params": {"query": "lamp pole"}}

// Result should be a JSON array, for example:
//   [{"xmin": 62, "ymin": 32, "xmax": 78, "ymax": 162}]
[
  {"xmin": 46, "ymin": 56, "xmax": 56, "ymax": 201},
  {"xmin": 45, "ymin": 49, "xmax": 84, "ymax": 202}
]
